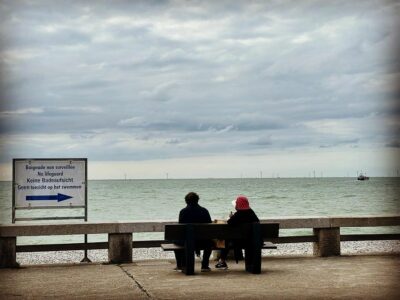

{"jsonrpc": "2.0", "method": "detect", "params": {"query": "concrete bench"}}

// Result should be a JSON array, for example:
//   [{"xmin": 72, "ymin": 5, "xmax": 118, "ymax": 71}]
[{"xmin": 161, "ymin": 222, "xmax": 279, "ymax": 275}]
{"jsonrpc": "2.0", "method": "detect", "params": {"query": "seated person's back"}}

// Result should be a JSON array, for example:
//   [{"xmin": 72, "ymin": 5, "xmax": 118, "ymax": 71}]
[
  {"xmin": 179, "ymin": 201, "xmax": 212, "ymax": 224},
  {"xmin": 174, "ymin": 192, "xmax": 212, "ymax": 272}
]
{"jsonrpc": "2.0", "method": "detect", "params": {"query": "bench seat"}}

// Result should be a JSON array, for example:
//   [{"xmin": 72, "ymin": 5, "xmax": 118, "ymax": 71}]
[
  {"xmin": 162, "ymin": 222, "xmax": 279, "ymax": 275},
  {"xmin": 161, "ymin": 243, "xmax": 184, "ymax": 251},
  {"xmin": 161, "ymin": 241, "xmax": 277, "ymax": 251}
]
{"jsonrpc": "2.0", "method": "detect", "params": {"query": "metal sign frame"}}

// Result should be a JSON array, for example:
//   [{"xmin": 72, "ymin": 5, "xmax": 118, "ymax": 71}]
[
  {"xmin": 12, "ymin": 158, "xmax": 88, "ymax": 219},
  {"xmin": 12, "ymin": 158, "xmax": 90, "ymax": 262}
]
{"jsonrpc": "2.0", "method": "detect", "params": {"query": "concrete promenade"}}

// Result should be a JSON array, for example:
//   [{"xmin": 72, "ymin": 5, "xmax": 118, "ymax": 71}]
[{"xmin": 0, "ymin": 254, "xmax": 399, "ymax": 299}]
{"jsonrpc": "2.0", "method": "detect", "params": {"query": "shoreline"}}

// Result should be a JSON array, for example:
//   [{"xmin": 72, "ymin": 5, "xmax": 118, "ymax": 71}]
[{"xmin": 16, "ymin": 240, "xmax": 400, "ymax": 265}]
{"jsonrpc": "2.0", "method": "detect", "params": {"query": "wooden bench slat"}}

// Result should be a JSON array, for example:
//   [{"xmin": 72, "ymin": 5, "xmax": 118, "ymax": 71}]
[
  {"xmin": 262, "ymin": 241, "xmax": 277, "ymax": 249},
  {"xmin": 161, "ymin": 242, "xmax": 277, "ymax": 251},
  {"xmin": 161, "ymin": 243, "xmax": 184, "ymax": 251},
  {"xmin": 165, "ymin": 223, "xmax": 279, "ymax": 240}
]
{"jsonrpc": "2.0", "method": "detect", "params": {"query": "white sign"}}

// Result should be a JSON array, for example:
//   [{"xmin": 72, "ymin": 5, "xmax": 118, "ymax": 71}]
[{"xmin": 14, "ymin": 159, "xmax": 86, "ymax": 208}]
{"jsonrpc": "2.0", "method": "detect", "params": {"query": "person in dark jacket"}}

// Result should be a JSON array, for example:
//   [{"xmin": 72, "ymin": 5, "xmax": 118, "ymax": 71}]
[
  {"xmin": 174, "ymin": 192, "xmax": 213, "ymax": 272},
  {"xmin": 215, "ymin": 195, "xmax": 259, "ymax": 269}
]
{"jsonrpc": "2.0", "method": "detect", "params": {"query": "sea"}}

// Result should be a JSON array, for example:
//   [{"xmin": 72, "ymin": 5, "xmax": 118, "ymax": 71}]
[{"xmin": 0, "ymin": 177, "xmax": 399, "ymax": 245}]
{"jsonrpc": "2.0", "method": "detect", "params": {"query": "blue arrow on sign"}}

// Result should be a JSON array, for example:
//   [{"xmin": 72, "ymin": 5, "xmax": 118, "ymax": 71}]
[{"xmin": 26, "ymin": 193, "xmax": 73, "ymax": 202}]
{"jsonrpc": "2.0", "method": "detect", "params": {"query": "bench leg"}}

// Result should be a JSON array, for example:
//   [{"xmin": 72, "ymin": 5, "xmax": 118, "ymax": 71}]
[
  {"xmin": 182, "ymin": 225, "xmax": 195, "ymax": 275},
  {"xmin": 108, "ymin": 233, "xmax": 132, "ymax": 264},
  {"xmin": 245, "ymin": 246, "xmax": 262, "ymax": 274},
  {"xmin": 252, "ymin": 223, "xmax": 262, "ymax": 274},
  {"xmin": 0, "ymin": 237, "xmax": 19, "ymax": 268},
  {"xmin": 244, "ymin": 247, "xmax": 252, "ymax": 272},
  {"xmin": 251, "ymin": 247, "xmax": 261, "ymax": 274},
  {"xmin": 182, "ymin": 249, "xmax": 195, "ymax": 275},
  {"xmin": 245, "ymin": 223, "xmax": 262, "ymax": 274}
]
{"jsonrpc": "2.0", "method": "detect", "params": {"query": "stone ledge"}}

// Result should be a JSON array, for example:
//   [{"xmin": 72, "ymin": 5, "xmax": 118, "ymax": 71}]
[{"xmin": 0, "ymin": 215, "xmax": 399, "ymax": 237}]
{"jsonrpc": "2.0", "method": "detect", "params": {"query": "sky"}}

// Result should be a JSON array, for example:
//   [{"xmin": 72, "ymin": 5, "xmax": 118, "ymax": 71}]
[{"xmin": 0, "ymin": 0, "xmax": 399, "ymax": 179}]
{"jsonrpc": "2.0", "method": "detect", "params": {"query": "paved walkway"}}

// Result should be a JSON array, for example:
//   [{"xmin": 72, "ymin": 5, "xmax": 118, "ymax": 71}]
[{"xmin": 1, "ymin": 254, "xmax": 399, "ymax": 299}]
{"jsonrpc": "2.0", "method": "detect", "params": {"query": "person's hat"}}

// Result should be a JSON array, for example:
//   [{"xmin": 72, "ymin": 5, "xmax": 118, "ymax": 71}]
[{"xmin": 232, "ymin": 195, "xmax": 250, "ymax": 210}]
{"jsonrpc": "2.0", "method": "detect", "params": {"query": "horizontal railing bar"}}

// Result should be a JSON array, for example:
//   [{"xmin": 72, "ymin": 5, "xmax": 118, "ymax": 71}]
[
  {"xmin": 0, "ymin": 221, "xmax": 177, "ymax": 236},
  {"xmin": 17, "ymin": 242, "xmax": 108, "ymax": 252},
  {"xmin": 16, "ymin": 206, "xmax": 86, "ymax": 210},
  {"xmin": 340, "ymin": 234, "xmax": 400, "ymax": 241},
  {"xmin": 15, "ymin": 217, "xmax": 85, "ymax": 222},
  {"xmin": 262, "ymin": 215, "xmax": 400, "ymax": 229},
  {"xmin": 15, "ymin": 233, "xmax": 400, "ymax": 253},
  {"xmin": 134, "ymin": 240, "xmax": 166, "ymax": 248},
  {"xmin": 16, "ymin": 240, "xmax": 171, "ymax": 252},
  {"xmin": 2, "ymin": 216, "xmax": 400, "ymax": 237},
  {"xmin": 270, "ymin": 236, "xmax": 318, "ymax": 243}
]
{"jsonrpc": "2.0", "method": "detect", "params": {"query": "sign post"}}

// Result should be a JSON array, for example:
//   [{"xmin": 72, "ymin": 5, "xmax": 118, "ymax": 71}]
[{"xmin": 12, "ymin": 158, "xmax": 90, "ymax": 262}]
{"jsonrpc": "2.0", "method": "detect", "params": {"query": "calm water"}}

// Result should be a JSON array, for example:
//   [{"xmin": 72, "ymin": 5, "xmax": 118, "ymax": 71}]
[{"xmin": 0, "ymin": 177, "xmax": 399, "ymax": 244}]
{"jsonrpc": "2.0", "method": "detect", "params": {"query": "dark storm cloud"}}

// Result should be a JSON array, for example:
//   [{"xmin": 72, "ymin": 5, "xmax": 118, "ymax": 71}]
[
  {"xmin": 0, "ymin": 0, "xmax": 399, "ymax": 162},
  {"xmin": 385, "ymin": 141, "xmax": 400, "ymax": 148}
]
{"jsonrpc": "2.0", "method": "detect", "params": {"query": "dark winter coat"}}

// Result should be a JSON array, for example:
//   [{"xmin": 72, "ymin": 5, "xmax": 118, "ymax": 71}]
[
  {"xmin": 227, "ymin": 209, "xmax": 259, "ymax": 225},
  {"xmin": 179, "ymin": 203, "xmax": 212, "ymax": 224},
  {"xmin": 227, "ymin": 208, "xmax": 260, "ymax": 262},
  {"xmin": 177, "ymin": 203, "xmax": 212, "ymax": 250}
]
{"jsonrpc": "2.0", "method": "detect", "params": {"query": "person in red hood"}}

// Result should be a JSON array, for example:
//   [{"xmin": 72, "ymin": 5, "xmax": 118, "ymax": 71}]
[{"xmin": 215, "ymin": 195, "xmax": 259, "ymax": 270}]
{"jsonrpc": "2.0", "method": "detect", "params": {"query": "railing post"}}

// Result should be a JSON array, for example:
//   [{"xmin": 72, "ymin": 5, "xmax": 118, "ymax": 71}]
[
  {"xmin": 108, "ymin": 233, "xmax": 132, "ymax": 264},
  {"xmin": 313, "ymin": 227, "xmax": 341, "ymax": 257},
  {"xmin": 0, "ymin": 237, "xmax": 19, "ymax": 268}
]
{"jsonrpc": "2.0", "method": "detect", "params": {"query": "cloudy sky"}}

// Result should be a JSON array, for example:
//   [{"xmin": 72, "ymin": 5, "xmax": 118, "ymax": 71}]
[{"xmin": 0, "ymin": 0, "xmax": 399, "ymax": 179}]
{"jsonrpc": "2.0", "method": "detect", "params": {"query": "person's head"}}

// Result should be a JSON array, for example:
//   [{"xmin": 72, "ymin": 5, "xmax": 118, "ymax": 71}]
[
  {"xmin": 185, "ymin": 192, "xmax": 199, "ymax": 205},
  {"xmin": 232, "ymin": 195, "xmax": 250, "ymax": 210}
]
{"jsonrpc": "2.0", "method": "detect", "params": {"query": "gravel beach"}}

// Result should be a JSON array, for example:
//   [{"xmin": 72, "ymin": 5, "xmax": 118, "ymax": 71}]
[{"xmin": 16, "ymin": 240, "xmax": 400, "ymax": 265}]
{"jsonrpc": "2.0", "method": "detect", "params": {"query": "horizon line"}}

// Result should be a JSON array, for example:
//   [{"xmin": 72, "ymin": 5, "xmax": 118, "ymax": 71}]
[{"xmin": 1, "ymin": 175, "xmax": 399, "ymax": 182}]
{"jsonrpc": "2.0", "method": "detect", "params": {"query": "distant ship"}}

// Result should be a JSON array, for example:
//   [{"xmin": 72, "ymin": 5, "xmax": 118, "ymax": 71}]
[{"xmin": 357, "ymin": 174, "xmax": 369, "ymax": 181}]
